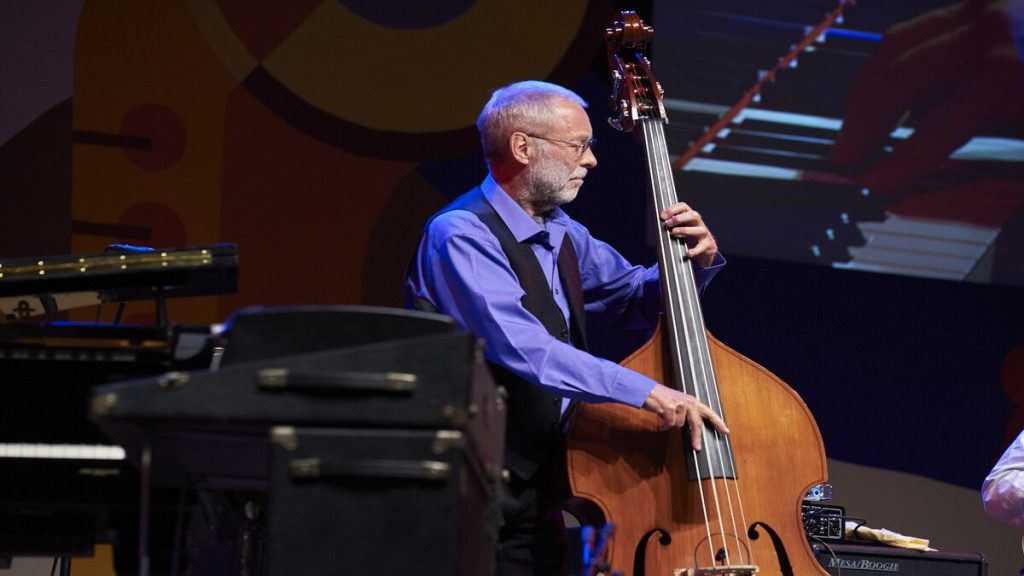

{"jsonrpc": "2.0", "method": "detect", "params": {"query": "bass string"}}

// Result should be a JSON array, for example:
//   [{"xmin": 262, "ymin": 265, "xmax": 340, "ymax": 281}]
[
  {"xmin": 642, "ymin": 119, "xmax": 755, "ymax": 568},
  {"xmin": 640, "ymin": 118, "xmax": 723, "ymax": 564},
  {"xmin": 636, "ymin": 119, "xmax": 714, "ymax": 563},
  {"xmin": 659, "ymin": 117, "xmax": 754, "ymax": 567},
  {"xmin": 650, "ymin": 121, "xmax": 734, "ymax": 566},
  {"xmin": 649, "ymin": 119, "xmax": 748, "ymax": 566}
]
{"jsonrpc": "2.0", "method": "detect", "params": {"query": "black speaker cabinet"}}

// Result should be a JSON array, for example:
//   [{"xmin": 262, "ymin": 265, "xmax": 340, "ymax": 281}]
[
  {"xmin": 266, "ymin": 426, "xmax": 498, "ymax": 576},
  {"xmin": 812, "ymin": 542, "xmax": 987, "ymax": 576}
]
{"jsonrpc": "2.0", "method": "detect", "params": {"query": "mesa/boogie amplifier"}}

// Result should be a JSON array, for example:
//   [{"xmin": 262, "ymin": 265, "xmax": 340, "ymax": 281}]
[{"xmin": 811, "ymin": 543, "xmax": 987, "ymax": 576}]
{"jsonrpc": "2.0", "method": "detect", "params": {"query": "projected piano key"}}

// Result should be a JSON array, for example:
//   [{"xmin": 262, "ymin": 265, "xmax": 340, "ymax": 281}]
[
  {"xmin": 704, "ymin": 143, "xmax": 833, "ymax": 172},
  {"xmin": 834, "ymin": 216, "xmax": 1000, "ymax": 280}
]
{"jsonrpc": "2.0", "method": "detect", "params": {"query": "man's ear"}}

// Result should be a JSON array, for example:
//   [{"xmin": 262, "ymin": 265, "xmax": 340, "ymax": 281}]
[{"xmin": 509, "ymin": 132, "xmax": 532, "ymax": 165}]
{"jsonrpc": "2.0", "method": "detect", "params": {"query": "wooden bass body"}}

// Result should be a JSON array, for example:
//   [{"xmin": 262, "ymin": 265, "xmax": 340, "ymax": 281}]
[{"xmin": 567, "ymin": 325, "xmax": 829, "ymax": 576}]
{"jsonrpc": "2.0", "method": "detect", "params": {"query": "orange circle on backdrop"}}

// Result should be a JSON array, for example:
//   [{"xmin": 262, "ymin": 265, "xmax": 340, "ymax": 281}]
[
  {"xmin": 118, "ymin": 202, "xmax": 188, "ymax": 248},
  {"xmin": 120, "ymin": 103, "xmax": 188, "ymax": 171}
]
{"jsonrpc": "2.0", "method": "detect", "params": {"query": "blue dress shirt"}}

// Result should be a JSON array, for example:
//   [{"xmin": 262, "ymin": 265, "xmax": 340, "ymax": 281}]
[{"xmin": 406, "ymin": 175, "xmax": 724, "ymax": 410}]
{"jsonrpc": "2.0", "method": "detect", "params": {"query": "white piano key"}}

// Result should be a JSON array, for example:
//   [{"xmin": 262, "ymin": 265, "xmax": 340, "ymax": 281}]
[
  {"xmin": 858, "ymin": 231, "xmax": 993, "ymax": 259},
  {"xmin": 833, "ymin": 260, "xmax": 966, "ymax": 281},
  {"xmin": 847, "ymin": 245, "xmax": 979, "ymax": 275},
  {"xmin": 835, "ymin": 215, "xmax": 1000, "ymax": 281},
  {"xmin": 680, "ymin": 157, "xmax": 801, "ymax": 180},
  {"xmin": 662, "ymin": 98, "xmax": 1022, "ymax": 160},
  {"xmin": 0, "ymin": 443, "xmax": 126, "ymax": 460},
  {"xmin": 950, "ymin": 137, "xmax": 1024, "ymax": 162},
  {"xmin": 857, "ymin": 216, "xmax": 999, "ymax": 245}
]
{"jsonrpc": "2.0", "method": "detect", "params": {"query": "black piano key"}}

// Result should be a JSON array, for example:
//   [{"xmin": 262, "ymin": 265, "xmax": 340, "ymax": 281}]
[
  {"xmin": 722, "ymin": 128, "xmax": 833, "ymax": 156},
  {"xmin": 731, "ymin": 118, "xmax": 839, "ymax": 141},
  {"xmin": 701, "ymin": 144, "xmax": 834, "ymax": 172},
  {"xmin": 670, "ymin": 171, "xmax": 850, "ymax": 258},
  {"xmin": 663, "ymin": 120, "xmax": 717, "ymax": 147},
  {"xmin": 759, "ymin": 49, "xmax": 869, "ymax": 118}
]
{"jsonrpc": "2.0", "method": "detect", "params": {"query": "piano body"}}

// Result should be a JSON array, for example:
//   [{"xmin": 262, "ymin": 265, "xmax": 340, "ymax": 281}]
[
  {"xmin": 0, "ymin": 241, "xmax": 504, "ymax": 575},
  {"xmin": 0, "ymin": 244, "xmax": 238, "ymax": 567}
]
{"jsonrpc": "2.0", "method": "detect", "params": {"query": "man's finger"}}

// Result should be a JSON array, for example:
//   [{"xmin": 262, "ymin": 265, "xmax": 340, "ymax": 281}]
[
  {"xmin": 705, "ymin": 410, "xmax": 730, "ymax": 435},
  {"xmin": 688, "ymin": 419, "xmax": 705, "ymax": 452}
]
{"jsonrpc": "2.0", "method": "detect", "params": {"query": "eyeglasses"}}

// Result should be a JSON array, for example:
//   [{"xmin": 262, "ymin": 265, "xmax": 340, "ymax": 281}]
[{"xmin": 525, "ymin": 134, "xmax": 597, "ymax": 157}]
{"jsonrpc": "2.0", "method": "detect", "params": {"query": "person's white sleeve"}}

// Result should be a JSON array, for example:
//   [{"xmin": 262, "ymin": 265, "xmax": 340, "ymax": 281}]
[{"xmin": 983, "ymin": 431, "xmax": 1024, "ymax": 528}]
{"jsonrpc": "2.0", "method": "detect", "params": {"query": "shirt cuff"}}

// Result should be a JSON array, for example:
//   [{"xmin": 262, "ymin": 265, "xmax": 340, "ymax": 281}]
[
  {"xmin": 697, "ymin": 252, "xmax": 727, "ymax": 273},
  {"xmin": 613, "ymin": 367, "xmax": 658, "ymax": 408}
]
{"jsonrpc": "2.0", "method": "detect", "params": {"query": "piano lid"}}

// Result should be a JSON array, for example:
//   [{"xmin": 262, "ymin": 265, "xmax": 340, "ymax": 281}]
[{"xmin": 0, "ymin": 243, "xmax": 238, "ymax": 321}]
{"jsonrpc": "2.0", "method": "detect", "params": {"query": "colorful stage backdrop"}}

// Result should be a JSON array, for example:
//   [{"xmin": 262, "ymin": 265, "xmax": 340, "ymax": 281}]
[{"xmin": 2, "ymin": 0, "xmax": 1022, "ymax": 573}]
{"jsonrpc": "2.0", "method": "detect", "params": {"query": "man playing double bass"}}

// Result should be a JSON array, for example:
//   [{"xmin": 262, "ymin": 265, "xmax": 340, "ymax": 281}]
[{"xmin": 405, "ymin": 80, "xmax": 730, "ymax": 575}]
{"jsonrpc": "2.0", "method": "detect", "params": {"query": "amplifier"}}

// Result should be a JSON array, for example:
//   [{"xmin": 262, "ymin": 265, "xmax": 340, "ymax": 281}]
[
  {"xmin": 802, "ymin": 501, "xmax": 844, "ymax": 541},
  {"xmin": 811, "ymin": 543, "xmax": 987, "ymax": 576}
]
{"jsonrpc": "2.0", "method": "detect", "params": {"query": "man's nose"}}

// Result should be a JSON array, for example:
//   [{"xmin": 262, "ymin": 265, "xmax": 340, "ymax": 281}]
[{"xmin": 580, "ymin": 146, "xmax": 597, "ymax": 168}]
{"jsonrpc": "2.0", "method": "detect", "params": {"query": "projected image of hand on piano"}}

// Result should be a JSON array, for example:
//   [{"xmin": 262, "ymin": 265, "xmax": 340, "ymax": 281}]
[{"xmin": 651, "ymin": 0, "xmax": 1024, "ymax": 285}]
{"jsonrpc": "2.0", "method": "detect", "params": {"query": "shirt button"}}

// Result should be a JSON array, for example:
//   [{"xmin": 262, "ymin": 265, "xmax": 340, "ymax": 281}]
[{"xmin": 554, "ymin": 288, "xmax": 560, "ymax": 294}]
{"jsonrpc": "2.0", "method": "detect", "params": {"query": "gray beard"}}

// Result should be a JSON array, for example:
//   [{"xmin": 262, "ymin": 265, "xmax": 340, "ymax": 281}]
[{"xmin": 523, "ymin": 155, "xmax": 577, "ymax": 213}]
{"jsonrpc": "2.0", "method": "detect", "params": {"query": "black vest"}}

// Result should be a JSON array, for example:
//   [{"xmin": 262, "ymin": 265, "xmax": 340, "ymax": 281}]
[{"xmin": 406, "ymin": 187, "xmax": 588, "ymax": 479}]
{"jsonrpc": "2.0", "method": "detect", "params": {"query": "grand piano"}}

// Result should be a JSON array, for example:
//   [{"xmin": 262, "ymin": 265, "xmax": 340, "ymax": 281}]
[
  {"xmin": 0, "ymin": 242, "xmax": 505, "ymax": 576},
  {"xmin": 0, "ymin": 243, "xmax": 238, "ymax": 572}
]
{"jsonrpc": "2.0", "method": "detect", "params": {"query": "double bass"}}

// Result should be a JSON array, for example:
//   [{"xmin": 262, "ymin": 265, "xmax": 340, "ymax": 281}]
[{"xmin": 566, "ymin": 12, "xmax": 830, "ymax": 576}]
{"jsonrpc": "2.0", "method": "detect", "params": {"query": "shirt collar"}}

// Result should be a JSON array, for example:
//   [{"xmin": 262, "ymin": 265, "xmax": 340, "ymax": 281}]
[{"xmin": 481, "ymin": 175, "xmax": 569, "ymax": 246}]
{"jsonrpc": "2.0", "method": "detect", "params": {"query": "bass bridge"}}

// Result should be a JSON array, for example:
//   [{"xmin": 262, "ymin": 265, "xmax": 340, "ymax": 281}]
[{"xmin": 675, "ymin": 566, "xmax": 759, "ymax": 576}]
